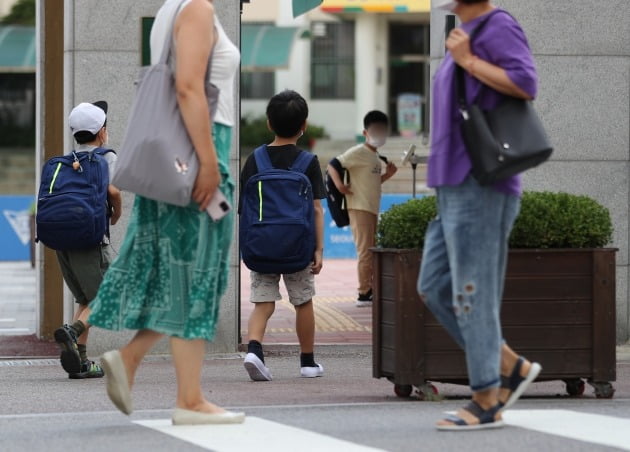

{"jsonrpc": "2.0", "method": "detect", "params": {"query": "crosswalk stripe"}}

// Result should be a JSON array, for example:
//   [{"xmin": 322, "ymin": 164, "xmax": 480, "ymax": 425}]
[
  {"xmin": 504, "ymin": 409, "xmax": 630, "ymax": 451},
  {"xmin": 135, "ymin": 417, "xmax": 385, "ymax": 452}
]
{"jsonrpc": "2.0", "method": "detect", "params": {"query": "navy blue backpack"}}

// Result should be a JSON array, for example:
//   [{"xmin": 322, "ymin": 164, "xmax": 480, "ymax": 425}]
[
  {"xmin": 36, "ymin": 148, "xmax": 114, "ymax": 251},
  {"xmin": 240, "ymin": 145, "xmax": 316, "ymax": 274}
]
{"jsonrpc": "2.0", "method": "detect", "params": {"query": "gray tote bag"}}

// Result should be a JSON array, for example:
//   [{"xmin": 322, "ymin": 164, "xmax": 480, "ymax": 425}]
[{"xmin": 112, "ymin": 1, "xmax": 219, "ymax": 206}]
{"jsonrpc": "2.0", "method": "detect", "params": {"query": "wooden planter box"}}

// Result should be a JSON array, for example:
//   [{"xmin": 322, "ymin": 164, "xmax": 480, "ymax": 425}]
[{"xmin": 372, "ymin": 248, "xmax": 617, "ymax": 399}]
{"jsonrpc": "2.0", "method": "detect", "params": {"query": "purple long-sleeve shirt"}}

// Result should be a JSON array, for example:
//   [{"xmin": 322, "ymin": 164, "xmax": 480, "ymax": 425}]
[{"xmin": 428, "ymin": 9, "xmax": 538, "ymax": 197}]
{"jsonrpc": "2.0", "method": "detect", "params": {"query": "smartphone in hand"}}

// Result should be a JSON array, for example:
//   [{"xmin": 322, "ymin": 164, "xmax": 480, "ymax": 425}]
[{"xmin": 206, "ymin": 189, "xmax": 232, "ymax": 222}]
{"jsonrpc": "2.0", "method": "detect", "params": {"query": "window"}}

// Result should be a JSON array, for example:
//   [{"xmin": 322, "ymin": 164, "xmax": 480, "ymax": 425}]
[
  {"xmin": 241, "ymin": 71, "xmax": 275, "ymax": 99},
  {"xmin": 388, "ymin": 23, "xmax": 430, "ymax": 135},
  {"xmin": 310, "ymin": 21, "xmax": 355, "ymax": 99}
]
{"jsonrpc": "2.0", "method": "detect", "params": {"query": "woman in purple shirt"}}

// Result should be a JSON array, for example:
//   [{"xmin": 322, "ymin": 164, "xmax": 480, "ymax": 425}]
[{"xmin": 418, "ymin": 0, "xmax": 542, "ymax": 430}]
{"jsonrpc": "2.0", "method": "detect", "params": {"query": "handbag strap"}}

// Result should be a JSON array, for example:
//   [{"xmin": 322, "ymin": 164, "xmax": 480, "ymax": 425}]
[
  {"xmin": 455, "ymin": 9, "xmax": 508, "ymax": 112},
  {"xmin": 158, "ymin": 0, "xmax": 215, "ymax": 84}
]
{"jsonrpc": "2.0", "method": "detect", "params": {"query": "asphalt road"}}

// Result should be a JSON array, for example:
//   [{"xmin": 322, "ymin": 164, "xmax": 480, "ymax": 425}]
[{"xmin": 1, "ymin": 345, "xmax": 629, "ymax": 452}]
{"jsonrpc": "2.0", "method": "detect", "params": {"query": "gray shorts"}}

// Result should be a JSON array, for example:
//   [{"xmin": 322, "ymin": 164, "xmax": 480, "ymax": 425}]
[
  {"xmin": 56, "ymin": 244, "xmax": 112, "ymax": 305},
  {"xmin": 250, "ymin": 267, "xmax": 315, "ymax": 306}
]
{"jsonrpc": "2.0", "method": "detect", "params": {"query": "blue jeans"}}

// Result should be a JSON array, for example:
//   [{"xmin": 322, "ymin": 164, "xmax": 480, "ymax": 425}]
[{"xmin": 417, "ymin": 175, "xmax": 520, "ymax": 392}]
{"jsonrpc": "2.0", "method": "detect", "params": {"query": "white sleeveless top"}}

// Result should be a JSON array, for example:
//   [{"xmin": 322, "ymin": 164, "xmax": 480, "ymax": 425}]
[{"xmin": 150, "ymin": 0, "xmax": 240, "ymax": 127}]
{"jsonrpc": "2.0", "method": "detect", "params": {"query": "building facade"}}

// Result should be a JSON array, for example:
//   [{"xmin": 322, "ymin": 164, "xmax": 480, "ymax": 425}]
[
  {"xmin": 241, "ymin": 0, "xmax": 430, "ymax": 140},
  {"xmin": 37, "ymin": 0, "xmax": 630, "ymax": 350}
]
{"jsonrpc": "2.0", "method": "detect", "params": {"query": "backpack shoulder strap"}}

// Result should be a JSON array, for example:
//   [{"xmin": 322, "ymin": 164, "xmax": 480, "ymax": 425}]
[
  {"xmin": 253, "ymin": 145, "xmax": 273, "ymax": 172},
  {"xmin": 94, "ymin": 147, "xmax": 117, "ymax": 157},
  {"xmin": 290, "ymin": 150, "xmax": 315, "ymax": 175}
]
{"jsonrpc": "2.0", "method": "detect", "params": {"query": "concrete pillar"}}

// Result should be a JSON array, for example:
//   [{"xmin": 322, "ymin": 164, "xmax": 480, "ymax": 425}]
[
  {"xmin": 276, "ymin": 0, "xmax": 309, "ymax": 98},
  {"xmin": 353, "ymin": 13, "xmax": 389, "ymax": 139}
]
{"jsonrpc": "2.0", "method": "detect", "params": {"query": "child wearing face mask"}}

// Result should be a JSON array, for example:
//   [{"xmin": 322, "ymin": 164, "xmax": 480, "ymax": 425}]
[{"xmin": 327, "ymin": 110, "xmax": 398, "ymax": 307}]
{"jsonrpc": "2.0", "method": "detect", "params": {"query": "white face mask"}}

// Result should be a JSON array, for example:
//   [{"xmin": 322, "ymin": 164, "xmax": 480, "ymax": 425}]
[
  {"xmin": 366, "ymin": 134, "xmax": 387, "ymax": 148},
  {"xmin": 434, "ymin": 0, "xmax": 458, "ymax": 12}
]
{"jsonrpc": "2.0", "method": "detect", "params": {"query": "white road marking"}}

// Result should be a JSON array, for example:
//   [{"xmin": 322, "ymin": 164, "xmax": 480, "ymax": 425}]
[
  {"xmin": 504, "ymin": 409, "xmax": 630, "ymax": 451},
  {"xmin": 135, "ymin": 417, "xmax": 385, "ymax": 452}
]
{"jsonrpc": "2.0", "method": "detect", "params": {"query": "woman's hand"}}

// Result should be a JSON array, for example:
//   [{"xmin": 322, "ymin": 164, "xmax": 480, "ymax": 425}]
[
  {"xmin": 446, "ymin": 28, "xmax": 474, "ymax": 68},
  {"xmin": 446, "ymin": 27, "xmax": 533, "ymax": 100},
  {"xmin": 192, "ymin": 162, "xmax": 220, "ymax": 211}
]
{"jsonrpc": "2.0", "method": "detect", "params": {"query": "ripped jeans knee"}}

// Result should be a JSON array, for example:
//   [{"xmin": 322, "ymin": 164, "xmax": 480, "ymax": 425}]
[{"xmin": 453, "ymin": 281, "xmax": 476, "ymax": 316}]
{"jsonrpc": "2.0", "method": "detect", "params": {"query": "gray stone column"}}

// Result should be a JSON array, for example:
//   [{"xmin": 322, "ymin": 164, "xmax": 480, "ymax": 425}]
[
  {"xmin": 431, "ymin": 0, "xmax": 630, "ymax": 343},
  {"xmin": 64, "ymin": 0, "xmax": 241, "ymax": 355}
]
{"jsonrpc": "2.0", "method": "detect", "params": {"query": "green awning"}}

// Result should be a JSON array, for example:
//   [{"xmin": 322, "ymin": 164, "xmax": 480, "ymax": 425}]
[
  {"xmin": 293, "ymin": 0, "xmax": 323, "ymax": 17},
  {"xmin": 0, "ymin": 26, "xmax": 35, "ymax": 72},
  {"xmin": 241, "ymin": 25, "xmax": 299, "ymax": 71}
]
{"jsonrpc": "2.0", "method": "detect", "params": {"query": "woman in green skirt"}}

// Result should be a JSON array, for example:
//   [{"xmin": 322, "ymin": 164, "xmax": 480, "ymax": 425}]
[{"xmin": 87, "ymin": 0, "xmax": 243, "ymax": 425}]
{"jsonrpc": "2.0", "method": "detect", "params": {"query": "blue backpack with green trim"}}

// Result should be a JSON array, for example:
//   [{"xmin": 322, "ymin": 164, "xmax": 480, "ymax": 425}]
[
  {"xmin": 36, "ymin": 148, "xmax": 114, "ymax": 251},
  {"xmin": 239, "ymin": 145, "xmax": 315, "ymax": 274}
]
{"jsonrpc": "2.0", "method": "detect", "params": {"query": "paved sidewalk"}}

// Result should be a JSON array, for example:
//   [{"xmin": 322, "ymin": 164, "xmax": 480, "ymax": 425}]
[
  {"xmin": 0, "ymin": 261, "xmax": 36, "ymax": 336},
  {"xmin": 0, "ymin": 259, "xmax": 369, "ymax": 356},
  {"xmin": 240, "ymin": 260, "xmax": 372, "ymax": 344}
]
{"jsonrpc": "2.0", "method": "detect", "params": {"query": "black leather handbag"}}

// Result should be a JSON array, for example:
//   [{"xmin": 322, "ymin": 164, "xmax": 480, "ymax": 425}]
[{"xmin": 456, "ymin": 12, "xmax": 553, "ymax": 186}]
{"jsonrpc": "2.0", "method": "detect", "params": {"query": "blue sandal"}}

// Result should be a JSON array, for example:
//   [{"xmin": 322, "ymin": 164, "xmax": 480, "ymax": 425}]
[
  {"xmin": 500, "ymin": 356, "xmax": 542, "ymax": 411},
  {"xmin": 437, "ymin": 401, "xmax": 504, "ymax": 431}
]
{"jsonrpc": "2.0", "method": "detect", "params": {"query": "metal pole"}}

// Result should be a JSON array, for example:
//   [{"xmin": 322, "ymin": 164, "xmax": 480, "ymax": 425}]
[{"xmin": 412, "ymin": 163, "xmax": 417, "ymax": 198}]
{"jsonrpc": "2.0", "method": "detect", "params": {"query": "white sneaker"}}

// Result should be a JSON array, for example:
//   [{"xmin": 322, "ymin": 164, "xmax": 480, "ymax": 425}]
[
  {"xmin": 244, "ymin": 353, "xmax": 273, "ymax": 381},
  {"xmin": 300, "ymin": 363, "xmax": 324, "ymax": 378},
  {"xmin": 355, "ymin": 300, "xmax": 373, "ymax": 308}
]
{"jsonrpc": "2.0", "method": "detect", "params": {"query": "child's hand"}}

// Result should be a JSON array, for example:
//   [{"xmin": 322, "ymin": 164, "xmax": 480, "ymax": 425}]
[
  {"xmin": 311, "ymin": 250, "xmax": 323, "ymax": 275},
  {"xmin": 338, "ymin": 183, "xmax": 353, "ymax": 195},
  {"xmin": 385, "ymin": 162, "xmax": 398, "ymax": 178},
  {"xmin": 110, "ymin": 205, "xmax": 121, "ymax": 225}
]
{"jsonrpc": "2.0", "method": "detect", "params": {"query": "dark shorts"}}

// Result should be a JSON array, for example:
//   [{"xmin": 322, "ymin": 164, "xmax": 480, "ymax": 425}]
[{"xmin": 56, "ymin": 244, "xmax": 112, "ymax": 305}]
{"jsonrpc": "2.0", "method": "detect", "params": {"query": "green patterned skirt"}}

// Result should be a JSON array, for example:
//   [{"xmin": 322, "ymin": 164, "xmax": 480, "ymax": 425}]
[{"xmin": 88, "ymin": 124, "xmax": 234, "ymax": 341}]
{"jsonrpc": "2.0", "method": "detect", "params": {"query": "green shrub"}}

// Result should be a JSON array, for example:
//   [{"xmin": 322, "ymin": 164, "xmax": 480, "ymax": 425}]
[
  {"xmin": 240, "ymin": 115, "xmax": 273, "ymax": 149},
  {"xmin": 377, "ymin": 196, "xmax": 437, "ymax": 249},
  {"xmin": 240, "ymin": 114, "xmax": 328, "ymax": 151},
  {"xmin": 377, "ymin": 192, "xmax": 613, "ymax": 249},
  {"xmin": 509, "ymin": 191, "xmax": 613, "ymax": 248}
]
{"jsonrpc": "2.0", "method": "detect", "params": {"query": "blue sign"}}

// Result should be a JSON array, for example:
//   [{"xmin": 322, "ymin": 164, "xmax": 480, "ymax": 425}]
[
  {"xmin": 323, "ymin": 193, "xmax": 420, "ymax": 259},
  {"xmin": 0, "ymin": 195, "xmax": 34, "ymax": 261}
]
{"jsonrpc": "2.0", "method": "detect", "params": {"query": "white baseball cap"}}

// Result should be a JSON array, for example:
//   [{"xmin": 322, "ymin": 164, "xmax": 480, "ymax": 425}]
[{"xmin": 68, "ymin": 101, "xmax": 108, "ymax": 135}]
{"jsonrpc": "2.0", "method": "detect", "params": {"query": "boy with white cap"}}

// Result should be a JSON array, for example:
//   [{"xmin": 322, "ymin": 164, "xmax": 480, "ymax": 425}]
[{"xmin": 53, "ymin": 101, "xmax": 122, "ymax": 379}]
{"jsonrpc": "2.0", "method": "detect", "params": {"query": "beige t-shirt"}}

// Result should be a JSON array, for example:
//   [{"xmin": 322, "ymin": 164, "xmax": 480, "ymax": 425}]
[{"xmin": 337, "ymin": 144, "xmax": 383, "ymax": 215}]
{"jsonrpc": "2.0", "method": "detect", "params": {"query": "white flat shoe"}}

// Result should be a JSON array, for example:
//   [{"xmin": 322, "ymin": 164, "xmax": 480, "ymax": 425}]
[
  {"xmin": 100, "ymin": 350, "xmax": 133, "ymax": 415},
  {"xmin": 172, "ymin": 408, "xmax": 246, "ymax": 425}
]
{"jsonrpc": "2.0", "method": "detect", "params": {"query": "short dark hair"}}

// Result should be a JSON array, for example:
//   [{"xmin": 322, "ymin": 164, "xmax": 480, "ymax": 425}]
[
  {"xmin": 363, "ymin": 110, "xmax": 389, "ymax": 129},
  {"xmin": 266, "ymin": 90, "xmax": 309, "ymax": 138},
  {"xmin": 74, "ymin": 131, "xmax": 98, "ymax": 144},
  {"xmin": 73, "ymin": 120, "xmax": 106, "ymax": 144}
]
